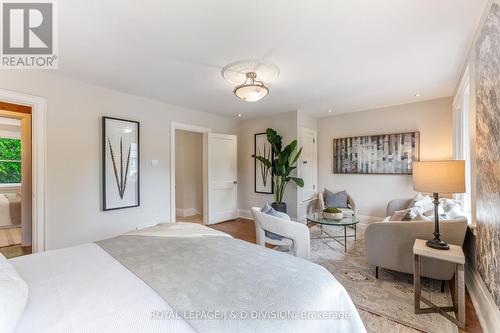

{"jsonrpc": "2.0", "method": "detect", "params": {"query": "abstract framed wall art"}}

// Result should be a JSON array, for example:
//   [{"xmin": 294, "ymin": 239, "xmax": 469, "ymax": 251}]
[
  {"xmin": 333, "ymin": 132, "xmax": 420, "ymax": 175},
  {"xmin": 254, "ymin": 132, "xmax": 274, "ymax": 194},
  {"xmin": 102, "ymin": 117, "xmax": 140, "ymax": 210}
]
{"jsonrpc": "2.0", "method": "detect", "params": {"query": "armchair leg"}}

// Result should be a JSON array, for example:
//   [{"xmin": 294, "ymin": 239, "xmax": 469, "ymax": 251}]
[
  {"xmin": 376, "ymin": 266, "xmax": 379, "ymax": 279},
  {"xmin": 441, "ymin": 280, "xmax": 445, "ymax": 293}
]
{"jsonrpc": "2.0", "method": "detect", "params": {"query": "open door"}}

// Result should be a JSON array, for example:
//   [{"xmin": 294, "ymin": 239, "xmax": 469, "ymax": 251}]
[
  {"xmin": 299, "ymin": 127, "xmax": 317, "ymax": 202},
  {"xmin": 207, "ymin": 133, "xmax": 237, "ymax": 224}
]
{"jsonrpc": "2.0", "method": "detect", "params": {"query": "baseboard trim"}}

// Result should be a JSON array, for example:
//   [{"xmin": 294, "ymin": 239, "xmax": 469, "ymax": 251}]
[
  {"xmin": 465, "ymin": 264, "xmax": 500, "ymax": 332},
  {"xmin": 237, "ymin": 209, "xmax": 253, "ymax": 220},
  {"xmin": 176, "ymin": 208, "xmax": 200, "ymax": 217}
]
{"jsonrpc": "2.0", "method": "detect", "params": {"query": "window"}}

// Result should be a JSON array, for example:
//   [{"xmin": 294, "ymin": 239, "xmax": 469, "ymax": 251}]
[
  {"xmin": 453, "ymin": 68, "xmax": 473, "ymax": 223},
  {"xmin": 0, "ymin": 137, "xmax": 21, "ymax": 184}
]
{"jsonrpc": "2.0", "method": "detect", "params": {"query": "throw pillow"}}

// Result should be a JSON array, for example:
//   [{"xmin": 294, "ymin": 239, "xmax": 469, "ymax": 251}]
[
  {"xmin": 324, "ymin": 189, "xmax": 348, "ymax": 208},
  {"xmin": 261, "ymin": 204, "xmax": 286, "ymax": 240},
  {"xmin": 389, "ymin": 209, "xmax": 413, "ymax": 221},
  {"xmin": 407, "ymin": 192, "xmax": 425, "ymax": 209}
]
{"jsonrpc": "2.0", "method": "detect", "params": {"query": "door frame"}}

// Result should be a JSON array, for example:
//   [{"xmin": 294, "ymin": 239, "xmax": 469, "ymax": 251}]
[
  {"xmin": 0, "ymin": 89, "xmax": 46, "ymax": 253},
  {"xmin": 170, "ymin": 122, "xmax": 211, "ymax": 223}
]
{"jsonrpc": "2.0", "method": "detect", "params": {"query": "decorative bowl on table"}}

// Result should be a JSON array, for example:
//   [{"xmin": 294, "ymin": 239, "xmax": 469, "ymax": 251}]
[{"xmin": 322, "ymin": 208, "xmax": 343, "ymax": 220}]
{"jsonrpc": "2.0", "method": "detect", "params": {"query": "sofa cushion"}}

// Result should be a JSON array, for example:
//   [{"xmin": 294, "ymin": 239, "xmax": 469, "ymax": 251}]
[{"xmin": 324, "ymin": 189, "xmax": 348, "ymax": 208}]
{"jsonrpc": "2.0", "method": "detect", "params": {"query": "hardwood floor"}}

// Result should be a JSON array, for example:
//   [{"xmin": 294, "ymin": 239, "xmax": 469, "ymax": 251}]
[
  {"xmin": 210, "ymin": 218, "xmax": 483, "ymax": 333},
  {"xmin": 0, "ymin": 244, "xmax": 31, "ymax": 259}
]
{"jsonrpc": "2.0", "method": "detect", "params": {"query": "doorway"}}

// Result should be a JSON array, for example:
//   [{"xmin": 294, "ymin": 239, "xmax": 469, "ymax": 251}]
[
  {"xmin": 0, "ymin": 102, "xmax": 32, "ymax": 258},
  {"xmin": 175, "ymin": 129, "xmax": 204, "ymax": 224}
]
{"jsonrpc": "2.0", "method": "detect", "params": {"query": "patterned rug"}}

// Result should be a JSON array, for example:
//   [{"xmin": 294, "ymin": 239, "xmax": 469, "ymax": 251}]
[{"xmin": 309, "ymin": 221, "xmax": 458, "ymax": 333}]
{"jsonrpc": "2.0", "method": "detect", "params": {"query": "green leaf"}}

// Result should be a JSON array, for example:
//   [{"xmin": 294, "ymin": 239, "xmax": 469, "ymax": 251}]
[
  {"xmin": 290, "ymin": 147, "xmax": 303, "ymax": 166},
  {"xmin": 266, "ymin": 128, "xmax": 282, "ymax": 152},
  {"xmin": 290, "ymin": 177, "xmax": 304, "ymax": 187},
  {"xmin": 252, "ymin": 155, "xmax": 272, "ymax": 168}
]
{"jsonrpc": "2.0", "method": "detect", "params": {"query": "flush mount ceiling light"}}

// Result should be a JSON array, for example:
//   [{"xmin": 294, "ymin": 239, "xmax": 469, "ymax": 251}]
[
  {"xmin": 233, "ymin": 72, "xmax": 268, "ymax": 102},
  {"xmin": 222, "ymin": 60, "xmax": 279, "ymax": 102}
]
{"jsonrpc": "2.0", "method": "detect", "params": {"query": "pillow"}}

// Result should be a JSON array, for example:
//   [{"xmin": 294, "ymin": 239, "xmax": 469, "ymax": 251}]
[
  {"xmin": 324, "ymin": 189, "xmax": 348, "ymax": 208},
  {"xmin": 0, "ymin": 254, "xmax": 29, "ymax": 333},
  {"xmin": 407, "ymin": 192, "xmax": 425, "ymax": 209},
  {"xmin": 261, "ymin": 204, "xmax": 287, "ymax": 240},
  {"xmin": 389, "ymin": 209, "xmax": 412, "ymax": 221}
]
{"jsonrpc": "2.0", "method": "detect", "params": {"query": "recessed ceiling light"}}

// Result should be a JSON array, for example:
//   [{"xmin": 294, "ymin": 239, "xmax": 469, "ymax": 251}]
[
  {"xmin": 328, "ymin": 109, "xmax": 333, "ymax": 113},
  {"xmin": 237, "ymin": 113, "xmax": 242, "ymax": 117},
  {"xmin": 414, "ymin": 93, "xmax": 421, "ymax": 97}
]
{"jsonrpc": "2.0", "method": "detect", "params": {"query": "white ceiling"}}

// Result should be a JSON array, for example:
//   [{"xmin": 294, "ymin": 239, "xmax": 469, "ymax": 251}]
[{"xmin": 58, "ymin": 0, "xmax": 487, "ymax": 118}]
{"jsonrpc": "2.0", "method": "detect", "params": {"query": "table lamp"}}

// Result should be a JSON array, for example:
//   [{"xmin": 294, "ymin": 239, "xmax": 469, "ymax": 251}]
[{"xmin": 413, "ymin": 161, "xmax": 465, "ymax": 250}]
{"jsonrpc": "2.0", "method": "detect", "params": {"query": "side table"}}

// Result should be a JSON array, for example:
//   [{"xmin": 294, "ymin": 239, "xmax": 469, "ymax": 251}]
[{"xmin": 413, "ymin": 239, "xmax": 465, "ymax": 328}]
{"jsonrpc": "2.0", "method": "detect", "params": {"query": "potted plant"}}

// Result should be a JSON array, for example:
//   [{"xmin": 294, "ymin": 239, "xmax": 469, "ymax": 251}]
[
  {"xmin": 323, "ymin": 207, "xmax": 343, "ymax": 220},
  {"xmin": 252, "ymin": 128, "xmax": 304, "ymax": 213}
]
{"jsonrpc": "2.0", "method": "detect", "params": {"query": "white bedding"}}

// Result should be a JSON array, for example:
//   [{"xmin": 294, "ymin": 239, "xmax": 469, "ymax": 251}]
[
  {"xmin": 9, "ymin": 225, "xmax": 366, "ymax": 333},
  {"xmin": 125, "ymin": 222, "xmax": 231, "ymax": 238},
  {"xmin": 10, "ymin": 244, "xmax": 195, "ymax": 333}
]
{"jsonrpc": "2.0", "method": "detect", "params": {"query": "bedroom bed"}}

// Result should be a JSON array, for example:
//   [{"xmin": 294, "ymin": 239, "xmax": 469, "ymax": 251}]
[{"xmin": 5, "ymin": 223, "xmax": 366, "ymax": 333}]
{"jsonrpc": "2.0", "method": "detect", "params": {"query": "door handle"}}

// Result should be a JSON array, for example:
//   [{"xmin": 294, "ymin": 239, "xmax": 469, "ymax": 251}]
[
  {"xmin": 303, "ymin": 160, "xmax": 308, "ymax": 164},
  {"xmin": 233, "ymin": 181, "xmax": 238, "ymax": 184}
]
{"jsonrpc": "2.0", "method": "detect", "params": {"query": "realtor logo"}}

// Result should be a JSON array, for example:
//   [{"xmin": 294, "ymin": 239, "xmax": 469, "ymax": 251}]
[{"xmin": 1, "ymin": 0, "xmax": 57, "ymax": 68}]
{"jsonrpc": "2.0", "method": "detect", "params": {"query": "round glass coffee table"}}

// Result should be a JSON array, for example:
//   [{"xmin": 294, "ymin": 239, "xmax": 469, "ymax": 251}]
[{"xmin": 306, "ymin": 213, "xmax": 360, "ymax": 252}]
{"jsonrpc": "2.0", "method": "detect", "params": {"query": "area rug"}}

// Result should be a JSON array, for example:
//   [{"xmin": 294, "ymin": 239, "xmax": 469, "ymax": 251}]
[{"xmin": 309, "ymin": 221, "xmax": 458, "ymax": 333}]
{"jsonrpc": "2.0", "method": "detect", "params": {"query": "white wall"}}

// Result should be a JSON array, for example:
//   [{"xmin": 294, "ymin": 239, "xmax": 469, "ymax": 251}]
[
  {"xmin": 318, "ymin": 97, "xmax": 453, "ymax": 218},
  {"xmin": 175, "ymin": 130, "xmax": 203, "ymax": 216},
  {"xmin": 238, "ymin": 111, "xmax": 299, "ymax": 218},
  {"xmin": 0, "ymin": 71, "xmax": 237, "ymax": 250}
]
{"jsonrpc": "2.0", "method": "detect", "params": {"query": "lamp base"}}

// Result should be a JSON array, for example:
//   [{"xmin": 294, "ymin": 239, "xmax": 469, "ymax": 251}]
[{"xmin": 426, "ymin": 238, "xmax": 450, "ymax": 250}]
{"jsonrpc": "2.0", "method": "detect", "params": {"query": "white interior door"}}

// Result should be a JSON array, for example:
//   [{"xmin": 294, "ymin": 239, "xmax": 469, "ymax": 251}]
[
  {"xmin": 208, "ymin": 133, "xmax": 237, "ymax": 224},
  {"xmin": 299, "ymin": 127, "xmax": 317, "ymax": 202}
]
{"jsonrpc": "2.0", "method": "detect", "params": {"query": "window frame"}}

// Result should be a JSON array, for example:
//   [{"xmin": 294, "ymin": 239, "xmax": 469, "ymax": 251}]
[{"xmin": 453, "ymin": 66, "xmax": 476, "ymax": 227}]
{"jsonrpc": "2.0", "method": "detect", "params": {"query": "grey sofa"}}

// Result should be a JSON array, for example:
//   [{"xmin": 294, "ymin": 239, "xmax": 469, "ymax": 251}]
[{"xmin": 365, "ymin": 198, "xmax": 468, "ymax": 281}]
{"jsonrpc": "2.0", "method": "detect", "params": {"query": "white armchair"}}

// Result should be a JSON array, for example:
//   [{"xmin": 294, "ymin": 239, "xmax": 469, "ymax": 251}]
[
  {"xmin": 251, "ymin": 207, "xmax": 311, "ymax": 259},
  {"xmin": 318, "ymin": 190, "xmax": 357, "ymax": 216}
]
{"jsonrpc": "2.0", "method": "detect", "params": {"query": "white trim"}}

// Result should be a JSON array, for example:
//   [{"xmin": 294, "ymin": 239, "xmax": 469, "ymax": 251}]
[
  {"xmin": 170, "ymin": 122, "xmax": 211, "ymax": 224},
  {"xmin": 0, "ymin": 88, "xmax": 46, "ymax": 253},
  {"xmin": 175, "ymin": 208, "xmax": 200, "ymax": 217},
  {"xmin": 465, "ymin": 264, "xmax": 500, "ymax": 332}
]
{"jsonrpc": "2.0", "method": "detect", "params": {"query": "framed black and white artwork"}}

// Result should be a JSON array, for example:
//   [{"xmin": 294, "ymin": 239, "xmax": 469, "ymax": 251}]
[
  {"xmin": 254, "ymin": 132, "xmax": 274, "ymax": 194},
  {"xmin": 333, "ymin": 132, "xmax": 420, "ymax": 175},
  {"xmin": 102, "ymin": 117, "xmax": 140, "ymax": 210}
]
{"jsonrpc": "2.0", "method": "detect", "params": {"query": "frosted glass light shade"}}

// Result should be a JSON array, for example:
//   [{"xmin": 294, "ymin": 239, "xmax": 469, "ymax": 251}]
[
  {"xmin": 233, "ymin": 84, "xmax": 269, "ymax": 102},
  {"xmin": 413, "ymin": 161, "xmax": 465, "ymax": 193}
]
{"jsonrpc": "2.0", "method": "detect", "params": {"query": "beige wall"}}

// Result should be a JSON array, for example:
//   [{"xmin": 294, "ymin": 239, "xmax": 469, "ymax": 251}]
[
  {"xmin": 0, "ymin": 71, "xmax": 237, "ymax": 250},
  {"xmin": 238, "ymin": 111, "xmax": 299, "ymax": 218},
  {"xmin": 318, "ymin": 97, "xmax": 453, "ymax": 217},
  {"xmin": 175, "ymin": 130, "xmax": 203, "ymax": 216}
]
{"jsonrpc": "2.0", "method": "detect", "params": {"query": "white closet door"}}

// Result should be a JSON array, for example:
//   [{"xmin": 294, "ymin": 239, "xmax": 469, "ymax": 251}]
[{"xmin": 207, "ymin": 133, "xmax": 238, "ymax": 224}]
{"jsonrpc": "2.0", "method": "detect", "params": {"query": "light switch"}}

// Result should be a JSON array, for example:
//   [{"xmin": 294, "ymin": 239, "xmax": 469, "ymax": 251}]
[{"xmin": 151, "ymin": 160, "xmax": 160, "ymax": 167}]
